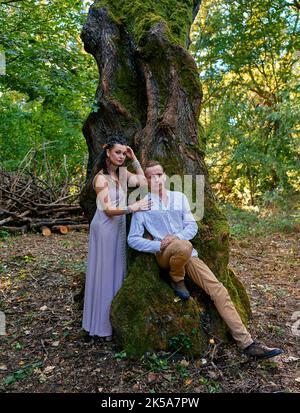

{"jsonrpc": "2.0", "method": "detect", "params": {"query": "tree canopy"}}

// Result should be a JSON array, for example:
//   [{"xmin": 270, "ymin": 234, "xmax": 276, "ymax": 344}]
[
  {"xmin": 0, "ymin": 0, "xmax": 96, "ymax": 184},
  {"xmin": 1, "ymin": 0, "xmax": 299, "ymax": 204},
  {"xmin": 190, "ymin": 0, "xmax": 300, "ymax": 204}
]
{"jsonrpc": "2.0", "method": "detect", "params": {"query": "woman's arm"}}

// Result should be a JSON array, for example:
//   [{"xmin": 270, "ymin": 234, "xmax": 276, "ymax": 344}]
[
  {"xmin": 127, "ymin": 169, "xmax": 147, "ymax": 188},
  {"xmin": 126, "ymin": 147, "xmax": 148, "ymax": 188},
  {"xmin": 95, "ymin": 175, "xmax": 126, "ymax": 217},
  {"xmin": 95, "ymin": 174, "xmax": 150, "ymax": 217}
]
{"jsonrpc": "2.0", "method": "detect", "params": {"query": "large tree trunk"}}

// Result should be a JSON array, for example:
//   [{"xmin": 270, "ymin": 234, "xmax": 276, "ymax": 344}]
[{"xmin": 80, "ymin": 0, "xmax": 251, "ymax": 357}]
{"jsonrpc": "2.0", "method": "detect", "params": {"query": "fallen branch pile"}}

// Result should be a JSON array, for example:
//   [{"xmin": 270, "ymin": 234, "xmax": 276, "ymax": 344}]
[{"xmin": 0, "ymin": 169, "xmax": 88, "ymax": 235}]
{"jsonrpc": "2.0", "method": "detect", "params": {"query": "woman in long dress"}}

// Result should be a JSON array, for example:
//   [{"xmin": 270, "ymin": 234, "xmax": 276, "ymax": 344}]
[{"xmin": 82, "ymin": 136, "xmax": 150, "ymax": 341}]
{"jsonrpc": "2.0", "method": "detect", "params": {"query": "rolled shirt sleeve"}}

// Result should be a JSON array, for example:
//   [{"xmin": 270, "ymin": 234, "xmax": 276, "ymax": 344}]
[{"xmin": 127, "ymin": 212, "xmax": 161, "ymax": 253}]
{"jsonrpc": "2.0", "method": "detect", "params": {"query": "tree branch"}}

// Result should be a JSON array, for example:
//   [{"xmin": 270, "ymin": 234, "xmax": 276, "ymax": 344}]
[
  {"xmin": 0, "ymin": 0, "xmax": 29, "ymax": 5},
  {"xmin": 192, "ymin": 1, "xmax": 203, "ymax": 22},
  {"xmin": 292, "ymin": 0, "xmax": 300, "ymax": 10},
  {"xmin": 284, "ymin": 0, "xmax": 300, "ymax": 10},
  {"xmin": 187, "ymin": 1, "xmax": 203, "ymax": 48}
]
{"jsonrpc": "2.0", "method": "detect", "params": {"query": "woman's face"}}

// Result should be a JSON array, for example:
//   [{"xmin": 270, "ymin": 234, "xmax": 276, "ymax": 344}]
[{"xmin": 107, "ymin": 144, "xmax": 127, "ymax": 166}]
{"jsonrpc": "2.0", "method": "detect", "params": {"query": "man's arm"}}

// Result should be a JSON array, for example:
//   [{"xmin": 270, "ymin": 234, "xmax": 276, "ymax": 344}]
[
  {"xmin": 127, "ymin": 212, "xmax": 161, "ymax": 253},
  {"xmin": 174, "ymin": 193, "xmax": 198, "ymax": 240}
]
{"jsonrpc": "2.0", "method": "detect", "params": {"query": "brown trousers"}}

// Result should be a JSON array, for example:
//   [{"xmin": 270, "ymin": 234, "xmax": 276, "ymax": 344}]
[{"xmin": 156, "ymin": 239, "xmax": 253, "ymax": 349}]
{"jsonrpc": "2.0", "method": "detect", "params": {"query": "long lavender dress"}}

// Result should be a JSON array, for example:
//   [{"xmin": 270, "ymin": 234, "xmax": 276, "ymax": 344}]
[{"xmin": 82, "ymin": 175, "xmax": 126, "ymax": 337}]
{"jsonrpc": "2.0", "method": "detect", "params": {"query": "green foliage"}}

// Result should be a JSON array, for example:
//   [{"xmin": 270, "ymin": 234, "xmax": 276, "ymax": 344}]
[
  {"xmin": 199, "ymin": 376, "xmax": 221, "ymax": 393},
  {"xmin": 111, "ymin": 253, "xmax": 208, "ymax": 358},
  {"xmin": 141, "ymin": 352, "xmax": 170, "ymax": 372},
  {"xmin": 114, "ymin": 350, "xmax": 128, "ymax": 361},
  {"xmin": 191, "ymin": 0, "xmax": 300, "ymax": 205},
  {"xmin": 3, "ymin": 362, "xmax": 43, "ymax": 386},
  {"xmin": 175, "ymin": 362, "xmax": 190, "ymax": 379},
  {"xmin": 223, "ymin": 194, "xmax": 300, "ymax": 238},
  {"xmin": 168, "ymin": 331, "xmax": 195, "ymax": 353},
  {"xmin": 0, "ymin": 0, "xmax": 97, "ymax": 184},
  {"xmin": 0, "ymin": 230, "xmax": 9, "ymax": 239},
  {"xmin": 1, "ymin": 0, "xmax": 299, "ymax": 204}
]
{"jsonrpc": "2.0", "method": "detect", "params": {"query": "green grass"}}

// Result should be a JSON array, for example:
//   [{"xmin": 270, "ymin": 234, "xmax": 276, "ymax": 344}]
[{"xmin": 222, "ymin": 195, "xmax": 300, "ymax": 238}]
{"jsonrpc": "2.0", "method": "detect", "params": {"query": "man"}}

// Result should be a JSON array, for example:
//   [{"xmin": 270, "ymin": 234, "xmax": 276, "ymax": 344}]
[{"xmin": 127, "ymin": 160, "xmax": 283, "ymax": 361}]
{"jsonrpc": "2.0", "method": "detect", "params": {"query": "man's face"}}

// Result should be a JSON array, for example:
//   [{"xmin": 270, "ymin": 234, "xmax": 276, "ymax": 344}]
[{"xmin": 145, "ymin": 165, "xmax": 166, "ymax": 192}]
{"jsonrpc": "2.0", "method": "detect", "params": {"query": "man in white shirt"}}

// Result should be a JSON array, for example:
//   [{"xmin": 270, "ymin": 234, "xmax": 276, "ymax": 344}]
[{"xmin": 127, "ymin": 160, "xmax": 283, "ymax": 361}]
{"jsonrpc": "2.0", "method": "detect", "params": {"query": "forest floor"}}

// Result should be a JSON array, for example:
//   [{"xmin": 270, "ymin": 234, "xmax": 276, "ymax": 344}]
[{"xmin": 0, "ymin": 229, "xmax": 299, "ymax": 393}]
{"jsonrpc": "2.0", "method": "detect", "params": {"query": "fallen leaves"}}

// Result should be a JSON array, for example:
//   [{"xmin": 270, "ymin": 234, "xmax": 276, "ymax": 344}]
[
  {"xmin": 43, "ymin": 366, "xmax": 55, "ymax": 374},
  {"xmin": 180, "ymin": 359, "xmax": 189, "ymax": 367},
  {"xmin": 1, "ymin": 231, "xmax": 299, "ymax": 393},
  {"xmin": 283, "ymin": 356, "xmax": 299, "ymax": 363},
  {"xmin": 147, "ymin": 372, "xmax": 158, "ymax": 383}
]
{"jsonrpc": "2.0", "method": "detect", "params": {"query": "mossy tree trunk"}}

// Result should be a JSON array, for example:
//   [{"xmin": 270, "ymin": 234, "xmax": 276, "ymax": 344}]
[{"xmin": 80, "ymin": 0, "xmax": 251, "ymax": 357}]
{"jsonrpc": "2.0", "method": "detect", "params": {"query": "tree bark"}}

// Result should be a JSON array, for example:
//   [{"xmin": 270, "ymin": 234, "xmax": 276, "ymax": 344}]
[{"xmin": 80, "ymin": 0, "xmax": 251, "ymax": 357}]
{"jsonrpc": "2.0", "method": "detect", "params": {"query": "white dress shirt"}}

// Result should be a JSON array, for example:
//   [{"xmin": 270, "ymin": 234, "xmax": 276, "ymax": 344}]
[{"xmin": 127, "ymin": 190, "xmax": 198, "ymax": 257}]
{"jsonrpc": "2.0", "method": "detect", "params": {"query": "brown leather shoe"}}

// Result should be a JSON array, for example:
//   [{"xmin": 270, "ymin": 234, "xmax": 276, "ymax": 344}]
[
  {"xmin": 243, "ymin": 341, "xmax": 283, "ymax": 360},
  {"xmin": 170, "ymin": 280, "xmax": 190, "ymax": 300}
]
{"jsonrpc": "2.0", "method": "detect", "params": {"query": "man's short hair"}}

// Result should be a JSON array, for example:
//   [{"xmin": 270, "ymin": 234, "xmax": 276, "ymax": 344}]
[{"xmin": 144, "ymin": 160, "xmax": 164, "ymax": 175}]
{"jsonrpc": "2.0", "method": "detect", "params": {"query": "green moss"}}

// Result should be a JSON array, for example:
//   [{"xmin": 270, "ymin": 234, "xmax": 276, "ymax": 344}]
[
  {"xmin": 94, "ymin": 0, "xmax": 195, "ymax": 47},
  {"xmin": 91, "ymin": 1, "xmax": 201, "ymax": 122},
  {"xmin": 156, "ymin": 155, "xmax": 185, "ymax": 177},
  {"xmin": 191, "ymin": 265, "xmax": 251, "ymax": 345},
  {"xmin": 139, "ymin": 47, "xmax": 170, "ymax": 117},
  {"xmin": 197, "ymin": 120, "xmax": 206, "ymax": 153},
  {"xmin": 111, "ymin": 45, "xmax": 140, "ymax": 118},
  {"xmin": 111, "ymin": 252, "xmax": 208, "ymax": 358},
  {"xmin": 173, "ymin": 47, "xmax": 202, "ymax": 108},
  {"xmin": 227, "ymin": 268, "xmax": 252, "ymax": 323}
]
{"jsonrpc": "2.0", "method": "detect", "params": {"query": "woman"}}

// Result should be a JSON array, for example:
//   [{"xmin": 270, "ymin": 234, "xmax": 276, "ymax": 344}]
[{"xmin": 82, "ymin": 136, "xmax": 150, "ymax": 341}]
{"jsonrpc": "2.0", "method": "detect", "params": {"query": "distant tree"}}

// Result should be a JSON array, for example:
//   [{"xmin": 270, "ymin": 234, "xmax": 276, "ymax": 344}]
[
  {"xmin": 0, "ymin": 0, "xmax": 96, "ymax": 182},
  {"xmin": 191, "ymin": 0, "xmax": 300, "ymax": 204}
]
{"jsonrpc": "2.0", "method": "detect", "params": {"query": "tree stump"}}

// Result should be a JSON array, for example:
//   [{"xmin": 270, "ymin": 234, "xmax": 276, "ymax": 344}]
[
  {"xmin": 52, "ymin": 225, "xmax": 69, "ymax": 235},
  {"xmin": 41, "ymin": 226, "xmax": 51, "ymax": 237}
]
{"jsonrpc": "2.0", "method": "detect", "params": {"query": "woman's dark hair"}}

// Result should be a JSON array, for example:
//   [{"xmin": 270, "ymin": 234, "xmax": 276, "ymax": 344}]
[{"xmin": 91, "ymin": 135, "xmax": 127, "ymax": 185}]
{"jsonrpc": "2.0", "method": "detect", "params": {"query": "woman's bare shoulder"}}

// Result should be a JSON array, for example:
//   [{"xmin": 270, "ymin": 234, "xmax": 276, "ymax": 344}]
[{"xmin": 94, "ymin": 171, "xmax": 109, "ymax": 189}]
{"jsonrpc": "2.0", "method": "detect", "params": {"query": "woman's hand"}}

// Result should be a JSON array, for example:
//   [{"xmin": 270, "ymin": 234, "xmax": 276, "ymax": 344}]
[
  {"xmin": 129, "ymin": 199, "xmax": 153, "ymax": 212},
  {"xmin": 126, "ymin": 146, "xmax": 137, "ymax": 161}
]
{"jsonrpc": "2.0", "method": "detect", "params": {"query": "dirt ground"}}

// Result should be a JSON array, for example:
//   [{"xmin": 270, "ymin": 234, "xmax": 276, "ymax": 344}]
[{"xmin": 0, "ymin": 230, "xmax": 299, "ymax": 393}]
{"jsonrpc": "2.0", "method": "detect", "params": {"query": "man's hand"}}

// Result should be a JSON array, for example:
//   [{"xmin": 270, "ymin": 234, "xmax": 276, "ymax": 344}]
[{"xmin": 160, "ymin": 235, "xmax": 179, "ymax": 250}]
